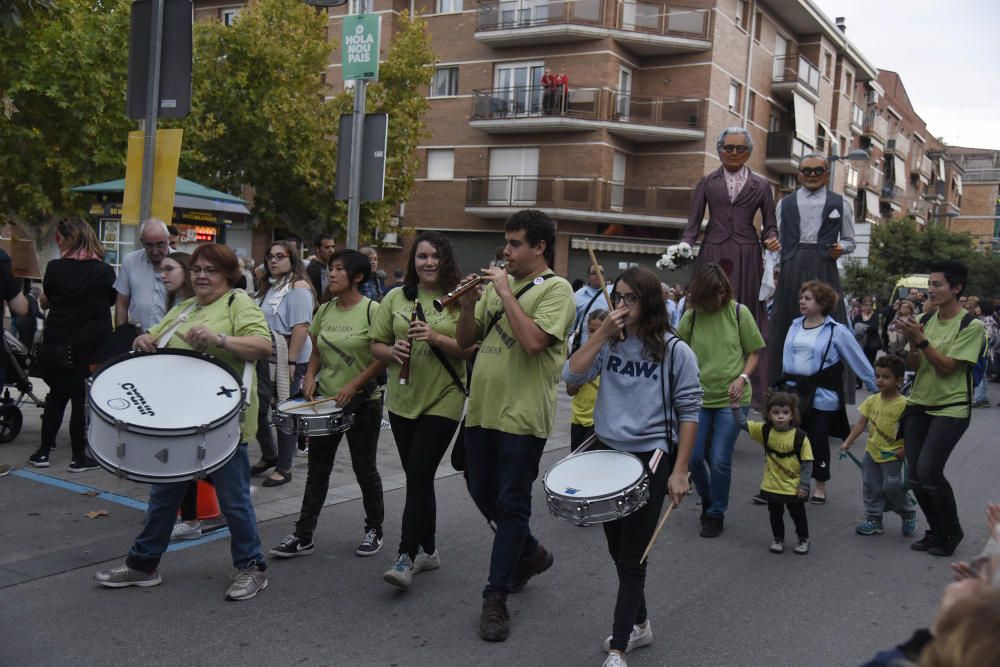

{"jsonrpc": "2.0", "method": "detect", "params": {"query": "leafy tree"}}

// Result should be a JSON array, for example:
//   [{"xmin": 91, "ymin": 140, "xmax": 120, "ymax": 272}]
[
  {"xmin": 842, "ymin": 259, "xmax": 893, "ymax": 302},
  {"xmin": 869, "ymin": 217, "xmax": 975, "ymax": 277}
]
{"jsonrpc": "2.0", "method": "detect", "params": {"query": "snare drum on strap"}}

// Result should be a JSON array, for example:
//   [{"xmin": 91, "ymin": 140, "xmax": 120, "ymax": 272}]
[
  {"xmin": 273, "ymin": 397, "xmax": 353, "ymax": 437},
  {"xmin": 87, "ymin": 350, "xmax": 246, "ymax": 483},
  {"xmin": 543, "ymin": 450, "xmax": 650, "ymax": 526}
]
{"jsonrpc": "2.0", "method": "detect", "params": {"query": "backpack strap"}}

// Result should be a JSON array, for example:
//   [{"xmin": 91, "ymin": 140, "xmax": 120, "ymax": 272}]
[{"xmin": 573, "ymin": 289, "xmax": 604, "ymax": 347}]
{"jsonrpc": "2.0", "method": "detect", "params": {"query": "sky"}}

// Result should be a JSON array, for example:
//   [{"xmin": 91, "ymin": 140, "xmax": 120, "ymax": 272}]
[{"xmin": 812, "ymin": 0, "xmax": 1000, "ymax": 150}]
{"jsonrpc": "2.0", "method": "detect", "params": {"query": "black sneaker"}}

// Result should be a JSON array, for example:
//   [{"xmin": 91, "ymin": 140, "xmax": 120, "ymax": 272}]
[
  {"xmin": 269, "ymin": 534, "xmax": 314, "ymax": 558},
  {"xmin": 68, "ymin": 457, "xmax": 100, "ymax": 473},
  {"xmin": 28, "ymin": 451, "xmax": 50, "ymax": 468},
  {"xmin": 479, "ymin": 592, "xmax": 510, "ymax": 642},
  {"xmin": 910, "ymin": 530, "xmax": 939, "ymax": 552},
  {"xmin": 356, "ymin": 529, "xmax": 383, "ymax": 556},
  {"xmin": 700, "ymin": 515, "xmax": 724, "ymax": 538},
  {"xmin": 510, "ymin": 544, "xmax": 554, "ymax": 593},
  {"xmin": 928, "ymin": 528, "xmax": 964, "ymax": 557}
]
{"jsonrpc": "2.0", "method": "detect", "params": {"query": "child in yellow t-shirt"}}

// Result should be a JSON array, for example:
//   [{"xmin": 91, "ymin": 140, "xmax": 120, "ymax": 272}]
[
  {"xmin": 566, "ymin": 310, "xmax": 607, "ymax": 451},
  {"xmin": 733, "ymin": 392, "xmax": 814, "ymax": 555},
  {"xmin": 841, "ymin": 355, "xmax": 918, "ymax": 537}
]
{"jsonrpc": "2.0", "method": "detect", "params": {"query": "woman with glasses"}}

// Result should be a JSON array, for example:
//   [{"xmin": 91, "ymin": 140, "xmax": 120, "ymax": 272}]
[
  {"xmin": 28, "ymin": 218, "xmax": 116, "ymax": 471},
  {"xmin": 564, "ymin": 267, "xmax": 702, "ymax": 667},
  {"xmin": 251, "ymin": 241, "xmax": 316, "ymax": 487},
  {"xmin": 95, "ymin": 243, "xmax": 272, "ymax": 601}
]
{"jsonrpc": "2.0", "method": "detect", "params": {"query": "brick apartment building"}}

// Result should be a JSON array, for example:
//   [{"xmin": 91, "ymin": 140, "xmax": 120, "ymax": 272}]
[{"xmin": 944, "ymin": 147, "xmax": 1000, "ymax": 250}]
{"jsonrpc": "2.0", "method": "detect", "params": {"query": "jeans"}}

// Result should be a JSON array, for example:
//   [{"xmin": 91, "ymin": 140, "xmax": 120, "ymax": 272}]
[
  {"xmin": 861, "ymin": 453, "xmax": 915, "ymax": 519},
  {"xmin": 294, "ymin": 399, "xmax": 384, "ymax": 541},
  {"xmin": 464, "ymin": 426, "xmax": 546, "ymax": 596},
  {"xmin": 903, "ymin": 412, "xmax": 968, "ymax": 538},
  {"xmin": 690, "ymin": 406, "xmax": 747, "ymax": 517},
  {"xmin": 974, "ymin": 377, "xmax": 988, "ymax": 404},
  {"xmin": 803, "ymin": 408, "xmax": 838, "ymax": 482},
  {"xmin": 388, "ymin": 412, "xmax": 458, "ymax": 558},
  {"xmin": 127, "ymin": 444, "xmax": 265, "ymax": 573},
  {"xmin": 256, "ymin": 363, "xmax": 306, "ymax": 473}
]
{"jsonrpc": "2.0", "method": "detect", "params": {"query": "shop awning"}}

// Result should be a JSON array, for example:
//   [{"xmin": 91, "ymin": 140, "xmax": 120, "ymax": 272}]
[
  {"xmin": 793, "ymin": 91, "xmax": 817, "ymax": 147},
  {"xmin": 71, "ymin": 177, "xmax": 250, "ymax": 216},
  {"xmin": 571, "ymin": 237, "xmax": 668, "ymax": 255}
]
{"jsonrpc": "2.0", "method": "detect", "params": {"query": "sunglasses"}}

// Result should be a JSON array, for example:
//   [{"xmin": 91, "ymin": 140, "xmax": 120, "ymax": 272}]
[
  {"xmin": 799, "ymin": 166, "xmax": 827, "ymax": 176},
  {"xmin": 720, "ymin": 144, "xmax": 750, "ymax": 154}
]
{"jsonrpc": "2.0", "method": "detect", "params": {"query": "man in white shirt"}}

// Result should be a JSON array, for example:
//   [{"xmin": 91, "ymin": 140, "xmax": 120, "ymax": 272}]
[
  {"xmin": 571, "ymin": 264, "xmax": 612, "ymax": 350},
  {"xmin": 114, "ymin": 219, "xmax": 171, "ymax": 332}
]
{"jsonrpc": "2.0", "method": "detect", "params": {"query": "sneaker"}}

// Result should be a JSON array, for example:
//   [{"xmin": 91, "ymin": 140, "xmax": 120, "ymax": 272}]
[
  {"xmin": 68, "ymin": 456, "xmax": 100, "ymax": 473},
  {"xmin": 170, "ymin": 520, "xmax": 203, "ymax": 541},
  {"xmin": 356, "ymin": 529, "xmax": 383, "ymax": 556},
  {"xmin": 0, "ymin": 463, "xmax": 11, "ymax": 477},
  {"xmin": 295, "ymin": 447, "xmax": 309, "ymax": 457},
  {"xmin": 928, "ymin": 528, "xmax": 964, "ymax": 558},
  {"xmin": 28, "ymin": 451, "xmax": 50, "ymax": 468},
  {"xmin": 973, "ymin": 399, "xmax": 991, "ymax": 408},
  {"xmin": 412, "ymin": 548, "xmax": 441, "ymax": 575},
  {"xmin": 901, "ymin": 514, "xmax": 919, "ymax": 537},
  {"xmin": 700, "ymin": 515, "xmax": 724, "ymax": 538},
  {"xmin": 794, "ymin": 538, "xmax": 810, "ymax": 555},
  {"xmin": 752, "ymin": 493, "xmax": 767, "ymax": 505},
  {"xmin": 602, "ymin": 620, "xmax": 654, "ymax": 653},
  {"xmin": 603, "ymin": 653, "xmax": 627, "ymax": 667},
  {"xmin": 769, "ymin": 539, "xmax": 784, "ymax": 554},
  {"xmin": 910, "ymin": 530, "xmax": 939, "ymax": 552},
  {"xmin": 855, "ymin": 518, "xmax": 884, "ymax": 536},
  {"xmin": 479, "ymin": 592, "xmax": 510, "ymax": 642},
  {"xmin": 510, "ymin": 544, "xmax": 554, "ymax": 593},
  {"xmin": 225, "ymin": 561, "xmax": 267, "ymax": 601},
  {"xmin": 269, "ymin": 534, "xmax": 314, "ymax": 558},
  {"xmin": 383, "ymin": 553, "xmax": 414, "ymax": 589},
  {"xmin": 94, "ymin": 563, "xmax": 162, "ymax": 588}
]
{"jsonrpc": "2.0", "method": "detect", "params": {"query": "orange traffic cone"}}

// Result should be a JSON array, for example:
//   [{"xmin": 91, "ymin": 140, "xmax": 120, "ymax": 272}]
[{"xmin": 196, "ymin": 479, "xmax": 221, "ymax": 520}]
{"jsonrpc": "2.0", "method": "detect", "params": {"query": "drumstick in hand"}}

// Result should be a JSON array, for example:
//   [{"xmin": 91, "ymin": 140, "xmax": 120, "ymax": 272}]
[
  {"xmin": 639, "ymin": 501, "xmax": 676, "ymax": 564},
  {"xmin": 584, "ymin": 238, "xmax": 624, "ymax": 341}
]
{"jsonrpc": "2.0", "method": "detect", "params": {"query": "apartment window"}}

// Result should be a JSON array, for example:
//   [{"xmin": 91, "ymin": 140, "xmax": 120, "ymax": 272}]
[
  {"xmin": 768, "ymin": 113, "xmax": 779, "ymax": 133},
  {"xmin": 840, "ymin": 136, "xmax": 848, "ymax": 157},
  {"xmin": 816, "ymin": 123, "xmax": 827, "ymax": 153},
  {"xmin": 431, "ymin": 67, "xmax": 459, "ymax": 98},
  {"xmin": 436, "ymin": 0, "xmax": 463, "ymax": 13},
  {"xmin": 426, "ymin": 149, "xmax": 455, "ymax": 180},
  {"xmin": 728, "ymin": 82, "xmax": 741, "ymax": 112},
  {"xmin": 753, "ymin": 11, "xmax": 763, "ymax": 41},
  {"xmin": 221, "ymin": 7, "xmax": 240, "ymax": 25},
  {"xmin": 735, "ymin": 0, "xmax": 749, "ymax": 30},
  {"xmin": 823, "ymin": 51, "xmax": 832, "ymax": 80},
  {"xmin": 747, "ymin": 92, "xmax": 757, "ymax": 123},
  {"xmin": 843, "ymin": 71, "xmax": 853, "ymax": 95}
]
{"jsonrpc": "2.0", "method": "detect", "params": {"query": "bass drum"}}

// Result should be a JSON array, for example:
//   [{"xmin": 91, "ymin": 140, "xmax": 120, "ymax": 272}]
[{"xmin": 87, "ymin": 349, "xmax": 246, "ymax": 483}]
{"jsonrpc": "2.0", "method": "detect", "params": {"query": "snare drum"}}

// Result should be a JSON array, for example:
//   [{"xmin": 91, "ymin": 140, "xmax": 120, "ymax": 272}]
[
  {"xmin": 273, "ymin": 397, "xmax": 352, "ymax": 437},
  {"xmin": 87, "ymin": 350, "xmax": 246, "ymax": 483},
  {"xmin": 543, "ymin": 450, "xmax": 649, "ymax": 526}
]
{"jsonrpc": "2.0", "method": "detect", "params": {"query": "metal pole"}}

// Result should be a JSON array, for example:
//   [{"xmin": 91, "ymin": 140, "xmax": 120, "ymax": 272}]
[
  {"xmin": 139, "ymin": 0, "xmax": 165, "ymax": 223},
  {"xmin": 345, "ymin": 0, "xmax": 368, "ymax": 250}
]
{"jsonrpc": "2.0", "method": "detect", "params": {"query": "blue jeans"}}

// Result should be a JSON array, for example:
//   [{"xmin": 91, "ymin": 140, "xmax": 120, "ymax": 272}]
[
  {"xmin": 464, "ymin": 426, "xmax": 546, "ymax": 596},
  {"xmin": 127, "ymin": 443, "xmax": 265, "ymax": 573},
  {"xmin": 690, "ymin": 406, "xmax": 747, "ymax": 518}
]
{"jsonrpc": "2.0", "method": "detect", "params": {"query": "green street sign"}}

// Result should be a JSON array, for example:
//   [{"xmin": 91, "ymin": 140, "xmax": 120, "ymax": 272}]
[{"xmin": 342, "ymin": 14, "xmax": 381, "ymax": 81}]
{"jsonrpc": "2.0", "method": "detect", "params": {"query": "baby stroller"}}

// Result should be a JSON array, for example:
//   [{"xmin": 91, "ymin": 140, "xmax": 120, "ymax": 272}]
[{"xmin": 0, "ymin": 330, "xmax": 46, "ymax": 443}]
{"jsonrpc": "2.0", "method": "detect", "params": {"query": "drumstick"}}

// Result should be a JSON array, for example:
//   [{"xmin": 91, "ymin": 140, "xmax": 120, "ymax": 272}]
[
  {"xmin": 287, "ymin": 396, "xmax": 339, "ymax": 411},
  {"xmin": 639, "ymin": 501, "xmax": 676, "ymax": 565},
  {"xmin": 584, "ymin": 238, "xmax": 624, "ymax": 341}
]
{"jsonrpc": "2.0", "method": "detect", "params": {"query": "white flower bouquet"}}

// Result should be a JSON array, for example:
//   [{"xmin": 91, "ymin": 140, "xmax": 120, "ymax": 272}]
[{"xmin": 655, "ymin": 242, "xmax": 694, "ymax": 271}]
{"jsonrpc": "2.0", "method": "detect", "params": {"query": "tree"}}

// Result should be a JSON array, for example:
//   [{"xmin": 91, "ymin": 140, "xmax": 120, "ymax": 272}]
[
  {"xmin": 842, "ymin": 259, "xmax": 893, "ymax": 302},
  {"xmin": 869, "ymin": 217, "xmax": 975, "ymax": 277}
]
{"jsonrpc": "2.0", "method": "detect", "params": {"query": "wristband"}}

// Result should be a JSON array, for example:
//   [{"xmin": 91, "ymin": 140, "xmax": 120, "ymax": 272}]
[
  {"xmin": 739, "ymin": 373, "xmax": 750, "ymax": 384},
  {"xmin": 217, "ymin": 333, "xmax": 227, "ymax": 349},
  {"xmin": 917, "ymin": 339, "xmax": 930, "ymax": 350}
]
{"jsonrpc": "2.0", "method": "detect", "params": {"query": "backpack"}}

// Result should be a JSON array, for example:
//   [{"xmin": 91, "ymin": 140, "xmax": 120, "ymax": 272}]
[
  {"xmin": 761, "ymin": 423, "xmax": 806, "ymax": 461},
  {"xmin": 918, "ymin": 311, "xmax": 988, "ymax": 392}
]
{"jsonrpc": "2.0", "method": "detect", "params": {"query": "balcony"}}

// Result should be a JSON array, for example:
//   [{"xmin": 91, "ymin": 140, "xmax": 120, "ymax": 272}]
[
  {"xmin": 470, "ymin": 86, "xmax": 706, "ymax": 142},
  {"xmin": 918, "ymin": 155, "xmax": 933, "ymax": 181},
  {"xmin": 923, "ymin": 181, "xmax": 946, "ymax": 201},
  {"xmin": 863, "ymin": 165, "xmax": 883, "ymax": 191},
  {"xmin": 764, "ymin": 132, "xmax": 809, "ymax": 174},
  {"xmin": 863, "ymin": 111, "xmax": 888, "ymax": 142},
  {"xmin": 771, "ymin": 54, "xmax": 820, "ymax": 104},
  {"xmin": 880, "ymin": 183, "xmax": 904, "ymax": 202},
  {"xmin": 474, "ymin": 0, "xmax": 712, "ymax": 55},
  {"xmin": 886, "ymin": 134, "xmax": 910, "ymax": 158},
  {"xmin": 843, "ymin": 164, "xmax": 860, "ymax": 197},
  {"xmin": 850, "ymin": 103, "xmax": 864, "ymax": 134},
  {"xmin": 465, "ymin": 176, "xmax": 692, "ymax": 226}
]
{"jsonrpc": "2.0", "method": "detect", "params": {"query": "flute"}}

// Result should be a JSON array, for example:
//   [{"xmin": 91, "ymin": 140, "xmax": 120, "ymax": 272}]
[
  {"xmin": 398, "ymin": 308, "xmax": 419, "ymax": 385},
  {"xmin": 433, "ymin": 262, "xmax": 505, "ymax": 312}
]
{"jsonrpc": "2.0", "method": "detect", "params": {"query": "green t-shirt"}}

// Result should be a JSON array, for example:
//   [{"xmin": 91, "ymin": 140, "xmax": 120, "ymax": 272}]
[
  {"xmin": 908, "ymin": 312, "xmax": 985, "ymax": 418},
  {"xmin": 146, "ymin": 291, "xmax": 271, "ymax": 443},
  {"xmin": 748, "ymin": 421, "xmax": 814, "ymax": 496},
  {"xmin": 466, "ymin": 273, "xmax": 576, "ymax": 438},
  {"xmin": 858, "ymin": 393, "xmax": 906, "ymax": 462},
  {"xmin": 677, "ymin": 302, "xmax": 764, "ymax": 408},
  {"xmin": 368, "ymin": 286, "xmax": 465, "ymax": 421},
  {"xmin": 309, "ymin": 297, "xmax": 382, "ymax": 400}
]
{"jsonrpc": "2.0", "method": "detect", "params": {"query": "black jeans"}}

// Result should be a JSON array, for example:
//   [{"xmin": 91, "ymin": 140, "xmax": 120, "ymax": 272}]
[
  {"xmin": 603, "ymin": 449, "xmax": 670, "ymax": 653},
  {"xmin": 902, "ymin": 411, "xmax": 969, "ymax": 538},
  {"xmin": 570, "ymin": 423, "xmax": 595, "ymax": 452},
  {"xmin": 803, "ymin": 408, "xmax": 838, "ymax": 482},
  {"xmin": 40, "ymin": 373, "xmax": 87, "ymax": 460},
  {"xmin": 294, "ymin": 399, "xmax": 384, "ymax": 542},
  {"xmin": 768, "ymin": 499, "xmax": 808, "ymax": 540},
  {"xmin": 388, "ymin": 412, "xmax": 458, "ymax": 559},
  {"xmin": 464, "ymin": 426, "xmax": 546, "ymax": 596}
]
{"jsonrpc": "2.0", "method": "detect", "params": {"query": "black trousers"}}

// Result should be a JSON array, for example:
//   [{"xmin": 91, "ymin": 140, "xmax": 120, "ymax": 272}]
[
  {"xmin": 803, "ymin": 408, "xmax": 838, "ymax": 482},
  {"xmin": 602, "ymin": 449, "xmax": 670, "ymax": 653},
  {"xmin": 768, "ymin": 499, "xmax": 808, "ymax": 540},
  {"xmin": 40, "ymin": 373, "xmax": 87, "ymax": 460},
  {"xmin": 294, "ymin": 399, "xmax": 384, "ymax": 541},
  {"xmin": 902, "ymin": 411, "xmax": 968, "ymax": 538},
  {"xmin": 388, "ymin": 412, "xmax": 458, "ymax": 559}
]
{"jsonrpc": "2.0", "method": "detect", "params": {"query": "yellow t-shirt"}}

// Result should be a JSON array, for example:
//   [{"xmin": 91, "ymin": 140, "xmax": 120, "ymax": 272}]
[
  {"xmin": 748, "ymin": 421, "xmax": 814, "ymax": 496},
  {"xmin": 909, "ymin": 312, "xmax": 986, "ymax": 418},
  {"xmin": 858, "ymin": 393, "xmax": 907, "ymax": 463},
  {"xmin": 570, "ymin": 377, "xmax": 600, "ymax": 427},
  {"xmin": 309, "ymin": 297, "xmax": 382, "ymax": 399}
]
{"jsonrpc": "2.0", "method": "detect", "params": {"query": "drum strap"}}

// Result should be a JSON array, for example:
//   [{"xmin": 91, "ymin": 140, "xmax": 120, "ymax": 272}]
[{"xmin": 155, "ymin": 303, "xmax": 199, "ymax": 348}]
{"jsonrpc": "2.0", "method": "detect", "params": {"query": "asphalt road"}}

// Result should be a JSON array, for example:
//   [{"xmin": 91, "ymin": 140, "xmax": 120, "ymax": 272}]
[{"xmin": 0, "ymin": 384, "xmax": 997, "ymax": 667}]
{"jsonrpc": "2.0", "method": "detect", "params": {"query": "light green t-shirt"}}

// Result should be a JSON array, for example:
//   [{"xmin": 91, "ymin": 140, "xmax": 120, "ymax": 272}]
[
  {"xmin": 677, "ymin": 301, "xmax": 765, "ymax": 408},
  {"xmin": 147, "ymin": 290, "xmax": 271, "ymax": 443},
  {"xmin": 908, "ymin": 312, "xmax": 985, "ymax": 418},
  {"xmin": 368, "ymin": 287, "xmax": 465, "ymax": 421},
  {"xmin": 309, "ymin": 297, "xmax": 382, "ymax": 400},
  {"xmin": 748, "ymin": 421, "xmax": 814, "ymax": 496},
  {"xmin": 466, "ymin": 273, "xmax": 576, "ymax": 438},
  {"xmin": 858, "ymin": 393, "xmax": 906, "ymax": 462}
]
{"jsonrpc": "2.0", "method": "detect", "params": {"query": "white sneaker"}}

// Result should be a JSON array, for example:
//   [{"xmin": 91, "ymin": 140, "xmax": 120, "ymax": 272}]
[
  {"xmin": 603, "ymin": 652, "xmax": 627, "ymax": 667},
  {"xmin": 170, "ymin": 520, "xmax": 203, "ymax": 541},
  {"xmin": 794, "ymin": 538, "xmax": 810, "ymax": 555},
  {"xmin": 602, "ymin": 620, "xmax": 653, "ymax": 653},
  {"xmin": 412, "ymin": 548, "xmax": 441, "ymax": 574},
  {"xmin": 383, "ymin": 554, "xmax": 413, "ymax": 589}
]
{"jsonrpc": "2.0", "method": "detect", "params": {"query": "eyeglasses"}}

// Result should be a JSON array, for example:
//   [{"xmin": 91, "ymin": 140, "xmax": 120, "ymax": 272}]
[
  {"xmin": 611, "ymin": 292, "xmax": 640, "ymax": 306},
  {"xmin": 720, "ymin": 144, "xmax": 750, "ymax": 154},
  {"xmin": 799, "ymin": 166, "xmax": 827, "ymax": 176},
  {"xmin": 142, "ymin": 241, "xmax": 168, "ymax": 250},
  {"xmin": 190, "ymin": 266, "xmax": 219, "ymax": 276},
  {"xmin": 266, "ymin": 253, "xmax": 290, "ymax": 261}
]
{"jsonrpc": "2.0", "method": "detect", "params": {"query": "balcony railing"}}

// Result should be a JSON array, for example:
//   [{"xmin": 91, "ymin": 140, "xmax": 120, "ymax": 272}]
[
  {"xmin": 771, "ymin": 55, "xmax": 820, "ymax": 95},
  {"xmin": 475, "ymin": 0, "xmax": 711, "ymax": 39},
  {"xmin": 470, "ymin": 86, "xmax": 705, "ymax": 129},
  {"xmin": 864, "ymin": 166, "xmax": 883, "ymax": 190},
  {"xmin": 851, "ymin": 103, "xmax": 864, "ymax": 129},
  {"xmin": 465, "ymin": 176, "xmax": 692, "ymax": 217},
  {"xmin": 476, "ymin": 0, "xmax": 603, "ymax": 31},
  {"xmin": 880, "ymin": 184, "xmax": 904, "ymax": 201},
  {"xmin": 886, "ymin": 135, "xmax": 910, "ymax": 157},
  {"xmin": 923, "ymin": 181, "xmax": 946, "ymax": 200},
  {"xmin": 863, "ymin": 111, "xmax": 888, "ymax": 140},
  {"xmin": 611, "ymin": 2, "xmax": 710, "ymax": 37},
  {"xmin": 766, "ymin": 132, "xmax": 809, "ymax": 161},
  {"xmin": 919, "ymin": 155, "xmax": 933, "ymax": 179}
]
